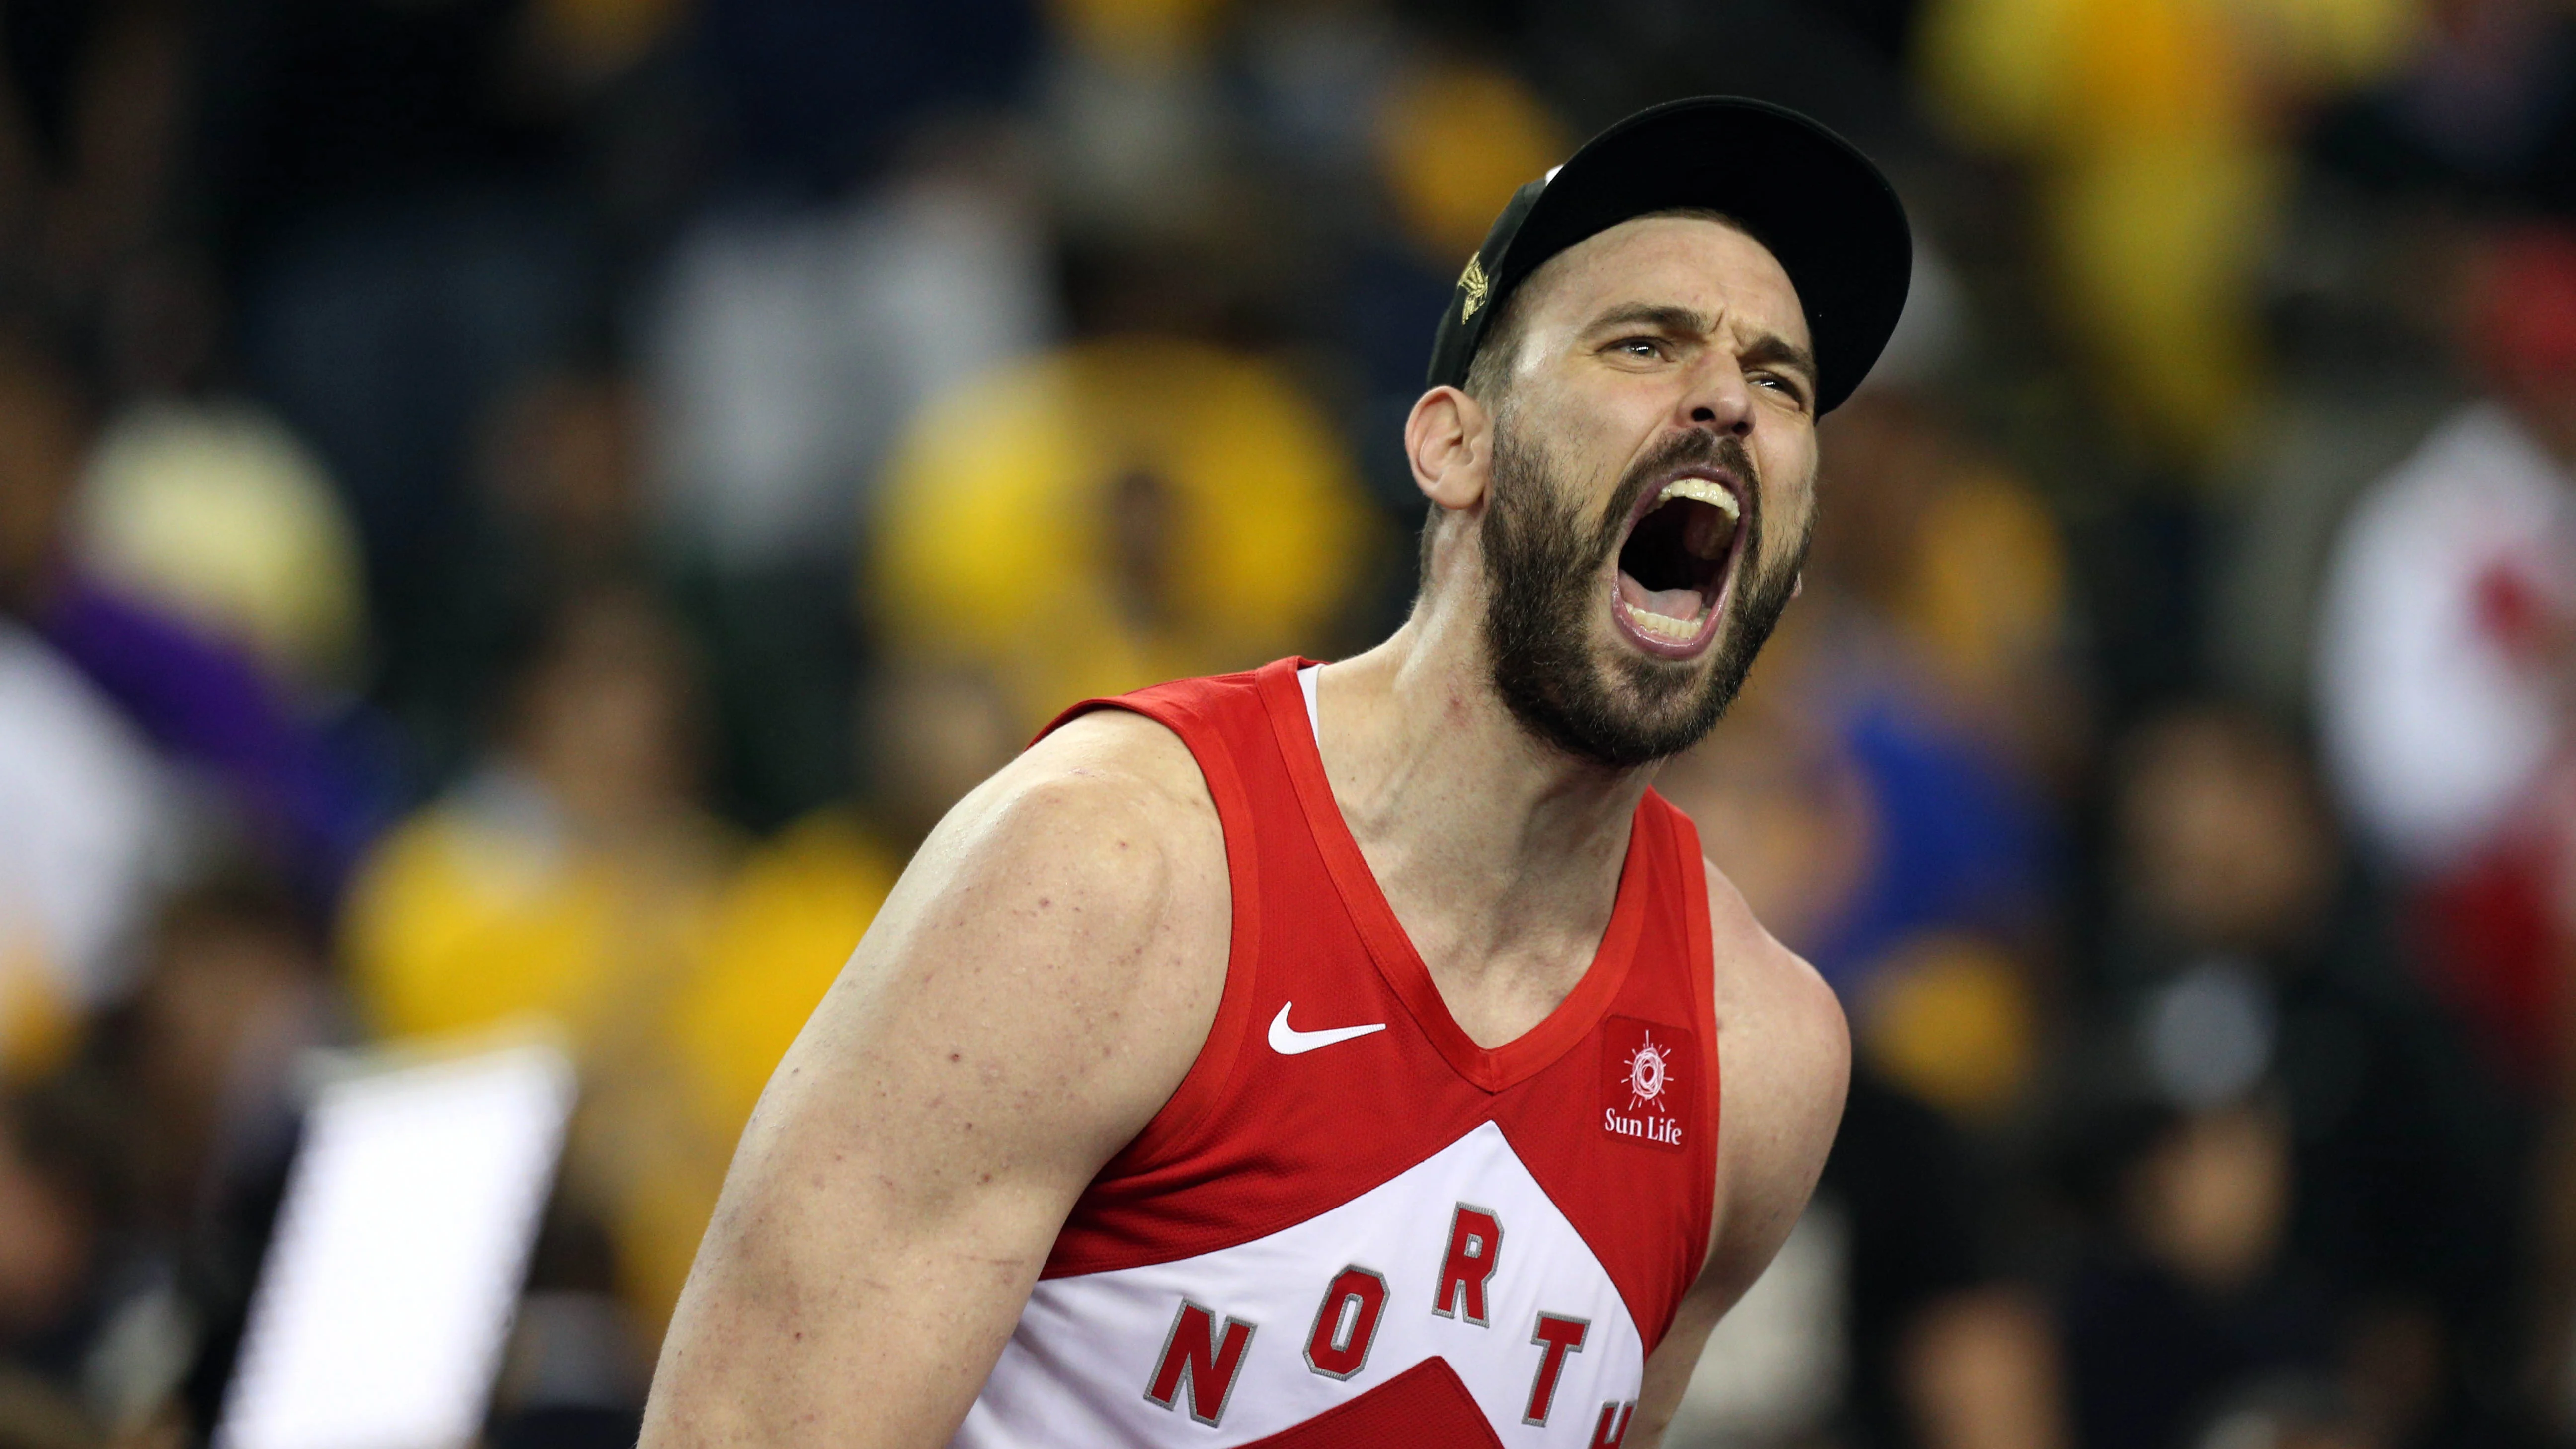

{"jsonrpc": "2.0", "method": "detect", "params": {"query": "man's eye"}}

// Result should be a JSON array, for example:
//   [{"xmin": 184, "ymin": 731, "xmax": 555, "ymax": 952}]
[
  {"xmin": 1614, "ymin": 338, "xmax": 1665, "ymax": 360},
  {"xmin": 1753, "ymin": 372, "xmax": 1810, "ymax": 406}
]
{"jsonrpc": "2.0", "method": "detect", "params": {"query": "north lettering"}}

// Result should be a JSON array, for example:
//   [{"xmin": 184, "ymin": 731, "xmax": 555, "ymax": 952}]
[
  {"xmin": 1431, "ymin": 1204, "xmax": 1504, "ymax": 1325},
  {"xmin": 1523, "ymin": 1313, "xmax": 1589, "ymax": 1425},
  {"xmin": 1144, "ymin": 1299, "xmax": 1257, "ymax": 1427},
  {"xmin": 1303, "ymin": 1266, "xmax": 1390, "ymax": 1379}
]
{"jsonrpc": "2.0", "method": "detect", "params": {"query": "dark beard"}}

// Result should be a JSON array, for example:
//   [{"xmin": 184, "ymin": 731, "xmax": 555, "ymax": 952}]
[{"xmin": 1478, "ymin": 421, "xmax": 1809, "ymax": 769}]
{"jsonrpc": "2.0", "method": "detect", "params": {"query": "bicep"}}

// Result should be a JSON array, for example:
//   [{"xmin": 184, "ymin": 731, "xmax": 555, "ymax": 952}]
[{"xmin": 641, "ymin": 750, "xmax": 1226, "ymax": 1448}]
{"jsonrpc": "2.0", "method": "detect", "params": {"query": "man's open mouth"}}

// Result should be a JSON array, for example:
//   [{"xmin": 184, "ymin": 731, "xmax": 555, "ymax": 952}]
[{"xmin": 1611, "ymin": 474, "xmax": 1744, "ymax": 657}]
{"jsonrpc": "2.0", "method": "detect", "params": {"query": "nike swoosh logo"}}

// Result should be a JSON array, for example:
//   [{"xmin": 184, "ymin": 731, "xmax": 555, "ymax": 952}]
[{"xmin": 1268, "ymin": 1002, "xmax": 1387, "ymax": 1055}]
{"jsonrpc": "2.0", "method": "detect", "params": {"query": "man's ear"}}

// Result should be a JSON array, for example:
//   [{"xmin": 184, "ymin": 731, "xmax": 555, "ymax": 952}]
[{"xmin": 1405, "ymin": 385, "xmax": 1492, "ymax": 517}]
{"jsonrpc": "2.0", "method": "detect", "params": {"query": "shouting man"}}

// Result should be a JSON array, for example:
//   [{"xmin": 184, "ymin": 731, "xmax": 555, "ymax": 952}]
[{"xmin": 642, "ymin": 97, "xmax": 1914, "ymax": 1448}]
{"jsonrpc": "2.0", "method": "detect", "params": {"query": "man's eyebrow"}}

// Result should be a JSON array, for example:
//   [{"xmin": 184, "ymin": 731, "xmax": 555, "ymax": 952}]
[{"xmin": 1583, "ymin": 302, "xmax": 1713, "ymax": 337}]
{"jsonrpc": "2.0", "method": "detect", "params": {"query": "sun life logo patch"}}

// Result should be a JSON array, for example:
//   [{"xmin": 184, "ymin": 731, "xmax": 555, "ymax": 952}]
[
  {"xmin": 1623, "ymin": 1035, "xmax": 1670, "ymax": 1110},
  {"xmin": 1599, "ymin": 1016, "xmax": 1693, "ymax": 1153}
]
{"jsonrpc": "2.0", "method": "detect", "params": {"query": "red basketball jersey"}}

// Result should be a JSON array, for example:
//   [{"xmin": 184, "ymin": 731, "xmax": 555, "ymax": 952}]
[{"xmin": 953, "ymin": 659, "xmax": 1722, "ymax": 1448}]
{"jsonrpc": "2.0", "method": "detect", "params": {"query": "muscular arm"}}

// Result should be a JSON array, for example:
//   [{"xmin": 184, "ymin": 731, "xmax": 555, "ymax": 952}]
[
  {"xmin": 1629, "ymin": 861, "xmax": 1851, "ymax": 1448},
  {"xmin": 639, "ymin": 712, "xmax": 1230, "ymax": 1449}
]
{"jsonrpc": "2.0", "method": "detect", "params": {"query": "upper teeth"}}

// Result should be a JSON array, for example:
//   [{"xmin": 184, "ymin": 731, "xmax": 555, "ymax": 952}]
[{"xmin": 1656, "ymin": 478, "xmax": 1740, "ymax": 519}]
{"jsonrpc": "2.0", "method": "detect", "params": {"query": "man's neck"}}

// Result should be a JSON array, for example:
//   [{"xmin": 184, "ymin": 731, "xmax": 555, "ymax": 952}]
[{"xmin": 1312, "ymin": 607, "xmax": 1657, "ymax": 1048}]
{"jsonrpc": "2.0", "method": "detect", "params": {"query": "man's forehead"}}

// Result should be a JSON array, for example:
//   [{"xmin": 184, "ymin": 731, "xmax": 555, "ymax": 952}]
[{"xmin": 1522, "ymin": 215, "xmax": 1809, "ymax": 345}]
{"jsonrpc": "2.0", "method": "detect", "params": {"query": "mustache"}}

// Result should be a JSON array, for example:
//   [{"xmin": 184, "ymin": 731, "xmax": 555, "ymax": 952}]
[{"xmin": 1594, "ymin": 430, "xmax": 1761, "ymax": 541}]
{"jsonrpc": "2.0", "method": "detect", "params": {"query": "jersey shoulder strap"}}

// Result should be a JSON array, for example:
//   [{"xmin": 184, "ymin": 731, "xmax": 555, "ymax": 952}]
[{"xmin": 1035, "ymin": 659, "xmax": 1321, "ymax": 1179}]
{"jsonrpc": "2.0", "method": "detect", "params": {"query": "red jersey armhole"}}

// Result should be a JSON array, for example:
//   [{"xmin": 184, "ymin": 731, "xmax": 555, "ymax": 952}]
[
  {"xmin": 1667, "ymin": 801, "xmax": 1724, "ymax": 1292},
  {"xmin": 1040, "ymin": 695, "xmax": 1263, "ymax": 1174}
]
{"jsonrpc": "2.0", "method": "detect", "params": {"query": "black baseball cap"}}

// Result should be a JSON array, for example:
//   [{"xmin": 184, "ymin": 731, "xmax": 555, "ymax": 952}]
[{"xmin": 1424, "ymin": 96, "xmax": 1912, "ymax": 415}]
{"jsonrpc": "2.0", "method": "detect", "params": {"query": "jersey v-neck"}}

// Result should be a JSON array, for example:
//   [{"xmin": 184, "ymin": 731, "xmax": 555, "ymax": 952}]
[{"xmin": 1256, "ymin": 658, "xmax": 1646, "ymax": 1094}]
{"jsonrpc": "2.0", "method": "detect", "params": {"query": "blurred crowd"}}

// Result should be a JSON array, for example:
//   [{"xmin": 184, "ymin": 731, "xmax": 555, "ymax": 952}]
[{"xmin": 4, "ymin": 0, "xmax": 2576, "ymax": 1447}]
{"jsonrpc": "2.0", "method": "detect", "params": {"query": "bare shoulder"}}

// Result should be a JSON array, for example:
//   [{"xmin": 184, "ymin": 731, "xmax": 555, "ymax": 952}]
[
  {"xmin": 895, "ymin": 703, "xmax": 1226, "ymax": 961},
  {"xmin": 820, "ymin": 702, "xmax": 1231, "ymax": 1127},
  {"xmin": 1000, "ymin": 704, "xmax": 1224, "ymax": 830},
  {"xmin": 919, "ymin": 703, "xmax": 1234, "ymax": 1088},
  {"xmin": 1697, "ymin": 856, "xmax": 1849, "ymax": 1298},
  {"xmin": 1700, "ymin": 858, "xmax": 1847, "ymax": 1103},
  {"xmin": 938, "ymin": 704, "xmax": 1222, "ymax": 869},
  {"xmin": 641, "ymin": 707, "xmax": 1233, "ymax": 1448},
  {"xmin": 738, "ymin": 702, "xmax": 1233, "ymax": 1214}
]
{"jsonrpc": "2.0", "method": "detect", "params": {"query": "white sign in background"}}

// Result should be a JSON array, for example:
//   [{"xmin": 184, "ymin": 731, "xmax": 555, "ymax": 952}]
[{"xmin": 214, "ymin": 1037, "xmax": 577, "ymax": 1449}]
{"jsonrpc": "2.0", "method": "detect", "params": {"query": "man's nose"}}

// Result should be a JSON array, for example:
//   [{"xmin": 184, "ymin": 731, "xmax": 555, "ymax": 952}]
[{"xmin": 1680, "ymin": 357, "xmax": 1754, "ymax": 436}]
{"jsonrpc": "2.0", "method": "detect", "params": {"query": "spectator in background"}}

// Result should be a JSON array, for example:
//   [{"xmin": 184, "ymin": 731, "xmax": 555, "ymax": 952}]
[
  {"xmin": 0, "ymin": 1081, "xmax": 128, "ymax": 1449},
  {"xmin": 2070, "ymin": 705, "xmax": 2509, "ymax": 1449},
  {"xmin": 2309, "ymin": 0, "xmax": 2576, "ymax": 217},
  {"xmin": 0, "ymin": 607, "xmax": 171, "ymax": 1086},
  {"xmin": 340, "ymin": 582, "xmax": 732, "ymax": 1334},
  {"xmin": 867, "ymin": 334, "xmax": 1380, "ymax": 734},
  {"xmin": 741, "ymin": 247, "xmax": 1387, "ymax": 1227},
  {"xmin": 2058, "ymin": 1094, "xmax": 2340, "ymax": 1449},
  {"xmin": 1919, "ymin": 0, "xmax": 2418, "ymax": 464},
  {"xmin": 1818, "ymin": 1072, "xmax": 2064, "ymax": 1449},
  {"xmin": 480, "ymin": 363, "xmax": 648, "ymax": 608},
  {"xmin": 646, "ymin": 0, "xmax": 1050, "ymax": 828},
  {"xmin": 1811, "ymin": 384, "xmax": 2085, "ymax": 784},
  {"xmin": 0, "ymin": 324, "xmax": 381, "ymax": 914},
  {"xmin": 61, "ymin": 391, "xmax": 398, "ymax": 896},
  {"xmin": 0, "ymin": 329, "xmax": 176, "ymax": 1079},
  {"xmin": 656, "ymin": 200, "xmax": 1393, "ymax": 1334},
  {"xmin": 650, "ymin": 92, "xmax": 1051, "ymax": 572},
  {"xmin": 69, "ymin": 402, "xmax": 365, "ymax": 701},
  {"xmin": 198, "ymin": 0, "xmax": 601, "ymax": 760},
  {"xmin": 1659, "ymin": 681, "xmax": 1881, "ymax": 966},
  {"xmin": 106, "ymin": 877, "xmax": 343, "ymax": 1441},
  {"xmin": 0, "ymin": 0, "xmax": 192, "ymax": 371},
  {"xmin": 2316, "ymin": 226, "xmax": 2576, "ymax": 1096},
  {"xmin": 2319, "ymin": 248, "xmax": 2576, "ymax": 1426},
  {"xmin": 0, "ymin": 624, "xmax": 168, "ymax": 1085},
  {"xmin": 468, "ymin": 359, "xmax": 667, "ymax": 783}
]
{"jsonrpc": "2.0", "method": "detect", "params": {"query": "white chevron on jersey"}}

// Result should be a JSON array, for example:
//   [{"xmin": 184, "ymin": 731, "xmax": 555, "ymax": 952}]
[{"xmin": 953, "ymin": 1121, "xmax": 1646, "ymax": 1447}]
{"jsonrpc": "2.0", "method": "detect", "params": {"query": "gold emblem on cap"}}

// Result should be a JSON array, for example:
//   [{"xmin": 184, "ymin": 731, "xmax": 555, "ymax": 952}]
[{"xmin": 1458, "ymin": 254, "xmax": 1491, "ymax": 320}]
